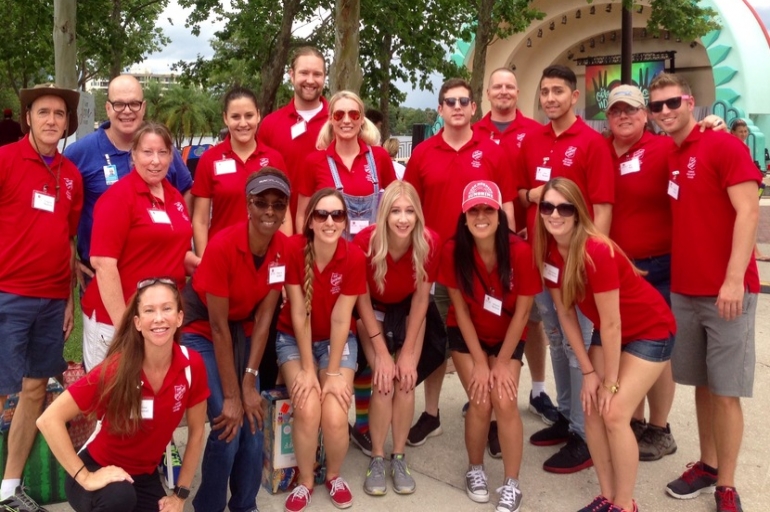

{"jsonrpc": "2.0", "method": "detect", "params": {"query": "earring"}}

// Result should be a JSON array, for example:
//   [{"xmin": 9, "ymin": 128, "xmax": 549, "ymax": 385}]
[{"xmin": 248, "ymin": 213, "xmax": 252, "ymax": 219}]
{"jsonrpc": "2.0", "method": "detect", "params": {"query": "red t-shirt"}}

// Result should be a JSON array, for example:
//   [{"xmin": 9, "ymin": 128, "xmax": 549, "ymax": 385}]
[
  {"xmin": 517, "ymin": 117, "xmax": 615, "ymax": 238},
  {"xmin": 258, "ymin": 98, "xmax": 329, "ymax": 218},
  {"xmin": 608, "ymin": 132, "xmax": 673, "ymax": 259},
  {"xmin": 82, "ymin": 170, "xmax": 193, "ymax": 324},
  {"xmin": 352, "ymin": 225, "xmax": 440, "ymax": 305},
  {"xmin": 277, "ymin": 235, "xmax": 367, "ymax": 340},
  {"xmin": 191, "ymin": 136, "xmax": 287, "ymax": 239},
  {"xmin": 544, "ymin": 237, "xmax": 676, "ymax": 343},
  {"xmin": 0, "ymin": 137, "xmax": 83, "ymax": 298},
  {"xmin": 667, "ymin": 128, "xmax": 761, "ymax": 295},
  {"xmin": 404, "ymin": 129, "xmax": 516, "ymax": 244},
  {"xmin": 184, "ymin": 223, "xmax": 287, "ymax": 340},
  {"xmin": 68, "ymin": 343, "xmax": 209, "ymax": 475},
  {"xmin": 438, "ymin": 234, "xmax": 542, "ymax": 345},
  {"xmin": 297, "ymin": 139, "xmax": 396, "ymax": 198}
]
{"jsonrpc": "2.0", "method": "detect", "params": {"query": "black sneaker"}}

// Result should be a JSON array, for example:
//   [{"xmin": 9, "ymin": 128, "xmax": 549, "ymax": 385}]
[
  {"xmin": 349, "ymin": 423, "xmax": 373, "ymax": 457},
  {"xmin": 666, "ymin": 461, "xmax": 717, "ymax": 499},
  {"xmin": 630, "ymin": 418, "xmax": 647, "ymax": 442},
  {"xmin": 543, "ymin": 432, "xmax": 593, "ymax": 474},
  {"xmin": 577, "ymin": 495, "xmax": 611, "ymax": 512},
  {"xmin": 529, "ymin": 391, "xmax": 559, "ymax": 425},
  {"xmin": 530, "ymin": 412, "xmax": 569, "ymax": 446},
  {"xmin": 407, "ymin": 411, "xmax": 442, "ymax": 446},
  {"xmin": 715, "ymin": 486, "xmax": 743, "ymax": 512},
  {"xmin": 462, "ymin": 402, "xmax": 469, "ymax": 417},
  {"xmin": 0, "ymin": 486, "xmax": 49, "ymax": 512},
  {"xmin": 487, "ymin": 420, "xmax": 501, "ymax": 458}
]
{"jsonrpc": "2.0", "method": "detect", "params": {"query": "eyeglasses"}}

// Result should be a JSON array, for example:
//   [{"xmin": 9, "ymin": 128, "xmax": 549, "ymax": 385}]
[
  {"xmin": 107, "ymin": 100, "xmax": 144, "ymax": 113},
  {"xmin": 648, "ymin": 95, "xmax": 690, "ymax": 113},
  {"xmin": 538, "ymin": 201, "xmax": 577, "ymax": 217},
  {"xmin": 137, "ymin": 277, "xmax": 176, "ymax": 290},
  {"xmin": 607, "ymin": 106, "xmax": 642, "ymax": 118},
  {"xmin": 443, "ymin": 97, "xmax": 472, "ymax": 108},
  {"xmin": 250, "ymin": 198, "xmax": 288, "ymax": 212},
  {"xmin": 312, "ymin": 209, "xmax": 347, "ymax": 222},
  {"xmin": 331, "ymin": 110, "xmax": 362, "ymax": 122}
]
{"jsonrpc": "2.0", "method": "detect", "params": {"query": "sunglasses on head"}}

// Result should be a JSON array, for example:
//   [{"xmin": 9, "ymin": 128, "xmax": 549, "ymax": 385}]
[
  {"xmin": 312, "ymin": 209, "xmax": 347, "ymax": 223},
  {"xmin": 250, "ymin": 198, "xmax": 288, "ymax": 212},
  {"xmin": 539, "ymin": 201, "xmax": 577, "ymax": 217},
  {"xmin": 443, "ymin": 97, "xmax": 471, "ymax": 108},
  {"xmin": 331, "ymin": 109, "xmax": 362, "ymax": 122},
  {"xmin": 648, "ymin": 95, "xmax": 690, "ymax": 113},
  {"xmin": 137, "ymin": 277, "xmax": 176, "ymax": 290}
]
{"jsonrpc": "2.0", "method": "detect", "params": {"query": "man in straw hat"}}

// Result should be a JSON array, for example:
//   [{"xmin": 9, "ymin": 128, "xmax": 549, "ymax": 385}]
[{"xmin": 0, "ymin": 84, "xmax": 83, "ymax": 512}]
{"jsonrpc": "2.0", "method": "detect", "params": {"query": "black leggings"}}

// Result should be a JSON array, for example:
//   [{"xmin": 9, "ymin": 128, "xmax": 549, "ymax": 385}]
[{"xmin": 66, "ymin": 449, "xmax": 166, "ymax": 512}]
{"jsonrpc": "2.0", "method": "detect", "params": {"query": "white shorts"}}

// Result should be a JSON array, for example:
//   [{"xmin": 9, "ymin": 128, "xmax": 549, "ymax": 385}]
[{"xmin": 82, "ymin": 311, "xmax": 116, "ymax": 372}]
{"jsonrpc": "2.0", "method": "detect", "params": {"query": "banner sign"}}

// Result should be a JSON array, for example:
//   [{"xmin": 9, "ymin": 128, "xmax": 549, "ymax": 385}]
[{"xmin": 585, "ymin": 60, "xmax": 665, "ymax": 120}]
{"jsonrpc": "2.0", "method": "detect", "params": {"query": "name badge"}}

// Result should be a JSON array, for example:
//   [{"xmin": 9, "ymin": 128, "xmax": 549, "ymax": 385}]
[
  {"xmin": 543, "ymin": 263, "xmax": 560, "ymax": 283},
  {"xmin": 141, "ymin": 398, "xmax": 154, "ymax": 419},
  {"xmin": 491, "ymin": 138, "xmax": 500, "ymax": 145},
  {"xmin": 483, "ymin": 294, "xmax": 503, "ymax": 316},
  {"xmin": 374, "ymin": 310, "xmax": 385, "ymax": 322},
  {"xmin": 268, "ymin": 263, "xmax": 286, "ymax": 284},
  {"xmin": 103, "ymin": 164, "xmax": 119, "ymax": 185},
  {"xmin": 667, "ymin": 181, "xmax": 679, "ymax": 200},
  {"xmin": 291, "ymin": 121, "xmax": 307, "ymax": 140},
  {"xmin": 328, "ymin": 342, "xmax": 351, "ymax": 356},
  {"xmin": 32, "ymin": 191, "xmax": 55, "ymax": 212},
  {"xmin": 350, "ymin": 219, "xmax": 369, "ymax": 234},
  {"xmin": 536, "ymin": 166, "xmax": 552, "ymax": 182},
  {"xmin": 620, "ymin": 157, "xmax": 641, "ymax": 175},
  {"xmin": 148, "ymin": 209, "xmax": 171, "ymax": 224},
  {"xmin": 214, "ymin": 159, "xmax": 237, "ymax": 176}
]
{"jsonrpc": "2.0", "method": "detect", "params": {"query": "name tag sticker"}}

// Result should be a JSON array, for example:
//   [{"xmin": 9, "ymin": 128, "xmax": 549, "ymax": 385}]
[
  {"xmin": 620, "ymin": 157, "xmax": 641, "ymax": 175},
  {"xmin": 350, "ymin": 219, "xmax": 369, "ymax": 234},
  {"xmin": 667, "ymin": 181, "xmax": 679, "ymax": 200},
  {"xmin": 543, "ymin": 263, "xmax": 560, "ymax": 283},
  {"xmin": 483, "ymin": 295, "xmax": 503, "ymax": 316},
  {"xmin": 290, "ymin": 121, "xmax": 307, "ymax": 140},
  {"xmin": 141, "ymin": 399, "xmax": 154, "ymax": 419},
  {"xmin": 32, "ymin": 191, "xmax": 55, "ymax": 212},
  {"xmin": 374, "ymin": 310, "xmax": 385, "ymax": 322},
  {"xmin": 214, "ymin": 159, "xmax": 237, "ymax": 176},
  {"xmin": 148, "ymin": 209, "xmax": 171, "ymax": 224},
  {"xmin": 268, "ymin": 263, "xmax": 286, "ymax": 284},
  {"xmin": 103, "ymin": 164, "xmax": 119, "ymax": 185},
  {"xmin": 535, "ymin": 166, "xmax": 552, "ymax": 182}
]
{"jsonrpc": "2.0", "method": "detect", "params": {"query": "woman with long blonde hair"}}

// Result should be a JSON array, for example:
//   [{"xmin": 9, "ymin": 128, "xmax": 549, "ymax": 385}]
[
  {"xmin": 353, "ymin": 181, "xmax": 445, "ymax": 496},
  {"xmin": 534, "ymin": 178, "xmax": 676, "ymax": 512}
]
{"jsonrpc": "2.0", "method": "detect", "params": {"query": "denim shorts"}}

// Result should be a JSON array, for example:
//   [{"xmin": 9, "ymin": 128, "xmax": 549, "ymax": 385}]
[
  {"xmin": 447, "ymin": 327, "xmax": 525, "ymax": 361},
  {"xmin": 275, "ymin": 331, "xmax": 358, "ymax": 371},
  {"xmin": 591, "ymin": 331, "xmax": 674, "ymax": 363}
]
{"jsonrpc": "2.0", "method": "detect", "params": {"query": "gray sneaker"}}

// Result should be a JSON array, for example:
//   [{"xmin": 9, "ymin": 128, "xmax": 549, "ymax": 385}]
[
  {"xmin": 0, "ymin": 486, "xmax": 49, "ymax": 512},
  {"xmin": 638, "ymin": 423, "xmax": 677, "ymax": 461},
  {"xmin": 495, "ymin": 477, "xmax": 522, "ymax": 512},
  {"xmin": 465, "ymin": 465, "xmax": 489, "ymax": 503},
  {"xmin": 363, "ymin": 456, "xmax": 387, "ymax": 496},
  {"xmin": 390, "ymin": 454, "xmax": 415, "ymax": 495}
]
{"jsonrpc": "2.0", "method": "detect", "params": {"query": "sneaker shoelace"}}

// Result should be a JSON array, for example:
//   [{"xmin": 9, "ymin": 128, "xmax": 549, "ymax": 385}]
[
  {"xmin": 289, "ymin": 485, "xmax": 311, "ymax": 502},
  {"xmin": 12, "ymin": 486, "xmax": 40, "ymax": 510},
  {"xmin": 681, "ymin": 462, "xmax": 707, "ymax": 483},
  {"xmin": 392, "ymin": 456, "xmax": 410, "ymax": 478},
  {"xmin": 369, "ymin": 458, "xmax": 386, "ymax": 477},
  {"xmin": 718, "ymin": 488, "xmax": 738, "ymax": 511},
  {"xmin": 329, "ymin": 478, "xmax": 348, "ymax": 496},
  {"xmin": 467, "ymin": 467, "xmax": 487, "ymax": 490},
  {"xmin": 495, "ymin": 481, "xmax": 520, "ymax": 507}
]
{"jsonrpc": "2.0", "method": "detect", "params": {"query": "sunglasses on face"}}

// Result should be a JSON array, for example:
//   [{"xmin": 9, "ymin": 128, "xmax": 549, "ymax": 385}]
[
  {"xmin": 442, "ymin": 97, "xmax": 471, "ymax": 108},
  {"xmin": 137, "ymin": 277, "xmax": 176, "ymax": 290},
  {"xmin": 331, "ymin": 109, "xmax": 362, "ymax": 122},
  {"xmin": 648, "ymin": 95, "xmax": 690, "ymax": 113},
  {"xmin": 250, "ymin": 198, "xmax": 288, "ymax": 212},
  {"xmin": 539, "ymin": 201, "xmax": 577, "ymax": 217},
  {"xmin": 312, "ymin": 209, "xmax": 347, "ymax": 223}
]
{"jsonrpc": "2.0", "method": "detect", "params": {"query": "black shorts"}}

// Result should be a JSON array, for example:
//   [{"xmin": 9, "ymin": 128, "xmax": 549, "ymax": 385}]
[{"xmin": 447, "ymin": 326, "xmax": 525, "ymax": 361}]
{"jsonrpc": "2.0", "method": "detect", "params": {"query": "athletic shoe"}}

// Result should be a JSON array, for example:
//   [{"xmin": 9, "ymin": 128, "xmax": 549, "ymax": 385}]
[
  {"xmin": 465, "ymin": 465, "xmax": 489, "ymax": 503},
  {"xmin": 0, "ymin": 486, "xmax": 49, "ymax": 512},
  {"xmin": 349, "ymin": 424, "xmax": 372, "ymax": 457},
  {"xmin": 284, "ymin": 484, "xmax": 313, "ymax": 512},
  {"xmin": 487, "ymin": 420, "xmax": 502, "ymax": 458},
  {"xmin": 390, "ymin": 454, "xmax": 416, "ymax": 495},
  {"xmin": 158, "ymin": 440, "xmax": 183, "ymax": 488},
  {"xmin": 495, "ymin": 477, "xmax": 522, "ymax": 512},
  {"xmin": 326, "ymin": 476, "xmax": 353, "ymax": 509},
  {"xmin": 607, "ymin": 500, "xmax": 638, "ymax": 512},
  {"xmin": 630, "ymin": 418, "xmax": 647, "ymax": 442},
  {"xmin": 462, "ymin": 401, "xmax": 469, "ymax": 417},
  {"xmin": 407, "ymin": 411, "xmax": 442, "ymax": 446},
  {"xmin": 638, "ymin": 423, "xmax": 677, "ymax": 461},
  {"xmin": 715, "ymin": 486, "xmax": 743, "ymax": 512},
  {"xmin": 577, "ymin": 495, "xmax": 611, "ymax": 512},
  {"xmin": 530, "ymin": 412, "xmax": 569, "ymax": 446},
  {"xmin": 529, "ymin": 391, "xmax": 559, "ymax": 425},
  {"xmin": 363, "ymin": 456, "xmax": 387, "ymax": 496},
  {"xmin": 666, "ymin": 461, "xmax": 718, "ymax": 499},
  {"xmin": 543, "ymin": 432, "xmax": 593, "ymax": 474}
]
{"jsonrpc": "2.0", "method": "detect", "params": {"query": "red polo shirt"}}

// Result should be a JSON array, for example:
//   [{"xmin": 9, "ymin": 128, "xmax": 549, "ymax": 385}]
[
  {"xmin": 82, "ymin": 170, "xmax": 193, "ymax": 324},
  {"xmin": 518, "ymin": 117, "xmax": 614, "ymax": 238},
  {"xmin": 667, "ymin": 128, "xmax": 761, "ymax": 295},
  {"xmin": 258, "ymin": 98, "xmax": 329, "ymax": 217},
  {"xmin": 352, "ymin": 225, "xmax": 440, "ymax": 305},
  {"xmin": 191, "ymin": 136, "xmax": 287, "ymax": 239},
  {"xmin": 0, "ymin": 136, "xmax": 83, "ymax": 298},
  {"xmin": 544, "ymin": 237, "xmax": 676, "ymax": 343},
  {"xmin": 277, "ymin": 234, "xmax": 367, "ymax": 340},
  {"xmin": 68, "ymin": 343, "xmax": 209, "ymax": 475},
  {"xmin": 438, "ymin": 234, "xmax": 541, "ymax": 345},
  {"xmin": 184, "ymin": 223, "xmax": 287, "ymax": 340},
  {"xmin": 608, "ymin": 132, "xmax": 674, "ymax": 259},
  {"xmin": 404, "ymin": 129, "xmax": 516, "ymax": 244},
  {"xmin": 297, "ymin": 139, "xmax": 396, "ymax": 198}
]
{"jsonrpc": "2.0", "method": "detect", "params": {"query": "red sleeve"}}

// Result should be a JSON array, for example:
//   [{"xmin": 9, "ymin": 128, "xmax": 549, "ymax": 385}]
[
  {"xmin": 190, "ymin": 149, "xmax": 216, "ymax": 198},
  {"xmin": 403, "ymin": 147, "xmax": 424, "ymax": 199},
  {"xmin": 715, "ymin": 133, "xmax": 763, "ymax": 188},
  {"xmin": 351, "ymin": 225, "xmax": 373, "ymax": 254},
  {"xmin": 585, "ymin": 239, "xmax": 620, "ymax": 293},
  {"xmin": 512, "ymin": 238, "xmax": 542, "ymax": 296},
  {"xmin": 195, "ymin": 233, "xmax": 231, "ymax": 298},
  {"xmin": 424, "ymin": 230, "xmax": 441, "ymax": 282},
  {"xmin": 186, "ymin": 349, "xmax": 210, "ymax": 407},
  {"xmin": 341, "ymin": 243, "xmax": 367, "ymax": 296},
  {"xmin": 297, "ymin": 152, "xmax": 322, "ymax": 198},
  {"xmin": 437, "ymin": 241, "xmax": 458, "ymax": 289},
  {"xmin": 284, "ymin": 235, "xmax": 305, "ymax": 286},
  {"xmin": 586, "ymin": 137, "xmax": 615, "ymax": 205},
  {"xmin": 90, "ymin": 182, "xmax": 133, "ymax": 258},
  {"xmin": 373, "ymin": 147, "xmax": 397, "ymax": 189}
]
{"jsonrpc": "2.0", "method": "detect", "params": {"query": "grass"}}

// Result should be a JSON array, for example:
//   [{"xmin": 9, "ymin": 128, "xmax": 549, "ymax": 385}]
[{"xmin": 63, "ymin": 298, "xmax": 84, "ymax": 363}]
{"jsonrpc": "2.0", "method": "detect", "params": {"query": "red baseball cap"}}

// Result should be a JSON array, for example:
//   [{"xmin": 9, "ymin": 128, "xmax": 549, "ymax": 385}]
[{"xmin": 462, "ymin": 180, "xmax": 502, "ymax": 212}]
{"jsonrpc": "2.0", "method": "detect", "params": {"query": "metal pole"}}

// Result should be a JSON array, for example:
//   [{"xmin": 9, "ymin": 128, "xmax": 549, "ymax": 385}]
[{"xmin": 621, "ymin": 4, "xmax": 633, "ymax": 84}]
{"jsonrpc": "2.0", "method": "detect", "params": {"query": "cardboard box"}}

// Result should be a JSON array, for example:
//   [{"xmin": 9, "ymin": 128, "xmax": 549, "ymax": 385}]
[{"xmin": 261, "ymin": 388, "xmax": 326, "ymax": 494}]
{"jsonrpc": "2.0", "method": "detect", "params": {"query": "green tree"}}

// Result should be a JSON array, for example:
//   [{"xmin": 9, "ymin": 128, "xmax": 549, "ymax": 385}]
[
  {"xmin": 0, "ymin": 2, "xmax": 55, "ymax": 94},
  {"xmin": 158, "ymin": 85, "xmax": 211, "ymax": 147}
]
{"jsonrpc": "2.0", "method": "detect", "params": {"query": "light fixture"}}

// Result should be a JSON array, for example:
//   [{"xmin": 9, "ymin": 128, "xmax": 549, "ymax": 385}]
[
  {"xmin": 590, "ymin": 38, "xmax": 596, "ymax": 48},
  {"xmin": 606, "ymin": 4, "xmax": 612, "ymax": 12},
  {"xmin": 590, "ymin": 6, "xmax": 596, "ymax": 15},
  {"xmin": 527, "ymin": 38, "xmax": 532, "ymax": 47},
  {"xmin": 567, "ymin": 51, "xmax": 575, "ymax": 60},
  {"xmin": 576, "ymin": 9, "xmax": 581, "ymax": 19},
  {"xmin": 637, "ymin": 5, "xmax": 643, "ymax": 14},
  {"xmin": 611, "ymin": 32, "xmax": 617, "ymax": 42},
  {"xmin": 580, "ymin": 44, "xmax": 585, "ymax": 52},
  {"xmin": 549, "ymin": 21, "xmax": 555, "ymax": 30},
  {"xmin": 538, "ymin": 28, "xmax": 543, "ymax": 37},
  {"xmin": 600, "ymin": 34, "xmax": 605, "ymax": 43},
  {"xmin": 511, "ymin": 64, "xmax": 517, "ymax": 71},
  {"xmin": 562, "ymin": 15, "xmax": 567, "ymax": 24}
]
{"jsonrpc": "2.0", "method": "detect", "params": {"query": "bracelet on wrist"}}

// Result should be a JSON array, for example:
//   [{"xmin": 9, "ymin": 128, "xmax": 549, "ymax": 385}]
[
  {"xmin": 325, "ymin": 371, "xmax": 342, "ymax": 377},
  {"xmin": 73, "ymin": 464, "xmax": 86, "ymax": 481},
  {"xmin": 245, "ymin": 367, "xmax": 259, "ymax": 377},
  {"xmin": 582, "ymin": 369, "xmax": 595, "ymax": 376},
  {"xmin": 369, "ymin": 331, "xmax": 381, "ymax": 339},
  {"xmin": 525, "ymin": 189, "xmax": 532, "ymax": 203}
]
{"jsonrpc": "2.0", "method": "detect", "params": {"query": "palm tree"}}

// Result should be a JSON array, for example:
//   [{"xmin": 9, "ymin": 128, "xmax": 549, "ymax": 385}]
[{"xmin": 159, "ymin": 85, "xmax": 209, "ymax": 148}]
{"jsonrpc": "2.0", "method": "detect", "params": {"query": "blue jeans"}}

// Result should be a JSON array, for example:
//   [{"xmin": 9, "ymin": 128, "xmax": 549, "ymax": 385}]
[
  {"xmin": 534, "ymin": 290, "xmax": 593, "ymax": 439},
  {"xmin": 633, "ymin": 253, "xmax": 671, "ymax": 307},
  {"xmin": 181, "ymin": 333, "xmax": 262, "ymax": 512}
]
